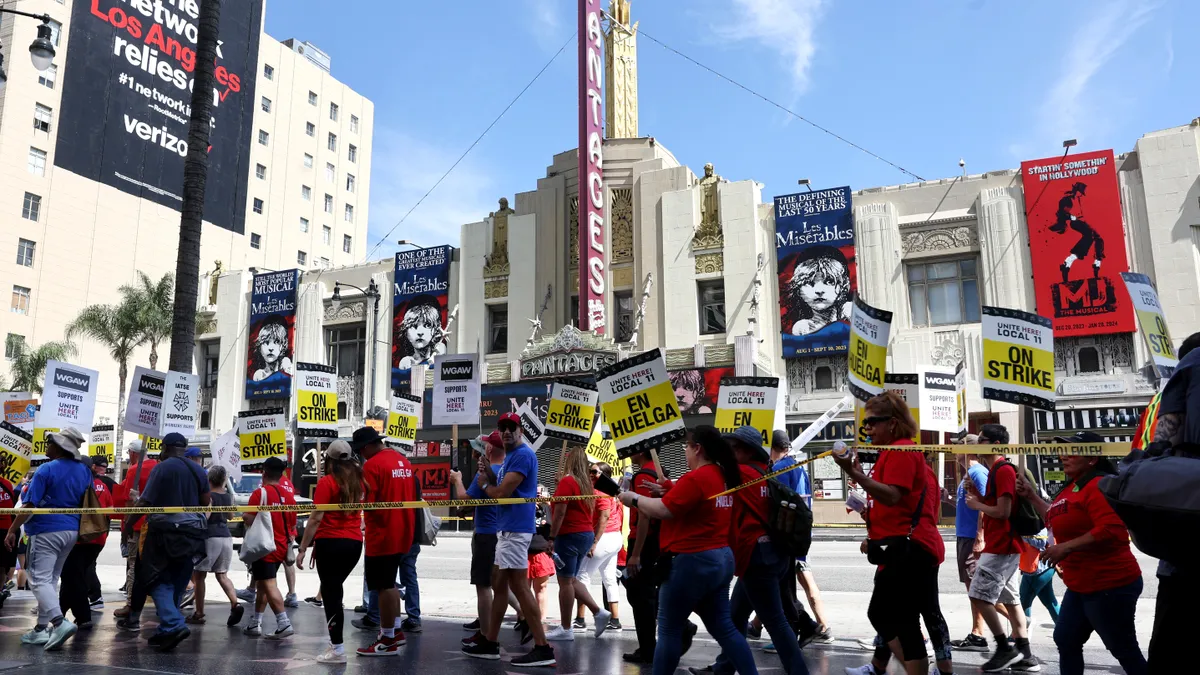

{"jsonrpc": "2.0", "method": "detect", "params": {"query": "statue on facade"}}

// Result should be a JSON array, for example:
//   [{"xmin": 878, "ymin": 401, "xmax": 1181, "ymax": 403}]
[
  {"xmin": 208, "ymin": 260, "xmax": 223, "ymax": 306},
  {"xmin": 694, "ymin": 163, "xmax": 723, "ymax": 248},
  {"xmin": 484, "ymin": 197, "xmax": 516, "ymax": 277}
]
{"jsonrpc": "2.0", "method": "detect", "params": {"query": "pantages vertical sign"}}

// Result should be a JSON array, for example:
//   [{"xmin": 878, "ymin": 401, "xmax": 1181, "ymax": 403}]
[{"xmin": 578, "ymin": 0, "xmax": 606, "ymax": 334}]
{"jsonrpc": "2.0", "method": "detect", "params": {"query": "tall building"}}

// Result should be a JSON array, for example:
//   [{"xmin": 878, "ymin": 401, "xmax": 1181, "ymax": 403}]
[{"xmin": 0, "ymin": 0, "xmax": 373, "ymax": 427}]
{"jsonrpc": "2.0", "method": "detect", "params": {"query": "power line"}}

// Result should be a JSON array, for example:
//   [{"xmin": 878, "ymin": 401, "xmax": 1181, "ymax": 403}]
[{"xmin": 635, "ymin": 26, "xmax": 926, "ymax": 183}]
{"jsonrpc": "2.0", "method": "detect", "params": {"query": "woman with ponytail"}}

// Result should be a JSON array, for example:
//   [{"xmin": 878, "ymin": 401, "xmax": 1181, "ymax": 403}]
[
  {"xmin": 618, "ymin": 425, "xmax": 759, "ymax": 675},
  {"xmin": 546, "ymin": 448, "xmax": 610, "ymax": 641}
]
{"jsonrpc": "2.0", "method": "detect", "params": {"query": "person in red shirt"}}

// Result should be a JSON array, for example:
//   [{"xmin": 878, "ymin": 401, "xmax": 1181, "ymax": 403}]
[
  {"xmin": 1018, "ymin": 432, "xmax": 1148, "ymax": 675},
  {"xmin": 0, "ymin": 473, "xmax": 16, "ymax": 607},
  {"xmin": 113, "ymin": 439, "xmax": 157, "ymax": 620},
  {"xmin": 546, "ymin": 448, "xmax": 609, "ymax": 641},
  {"xmin": 617, "ymin": 426, "xmax": 758, "ymax": 675},
  {"xmin": 296, "ymin": 441, "xmax": 364, "ymax": 665},
  {"xmin": 277, "ymin": 457, "xmax": 299, "ymax": 608},
  {"xmin": 963, "ymin": 424, "xmax": 1038, "ymax": 672},
  {"xmin": 833, "ymin": 391, "xmax": 941, "ymax": 675},
  {"xmin": 576, "ymin": 462, "xmax": 624, "ymax": 632},
  {"xmin": 243, "ymin": 457, "xmax": 297, "ymax": 640},
  {"xmin": 352, "ymin": 426, "xmax": 415, "ymax": 657},
  {"xmin": 57, "ymin": 458, "xmax": 111, "ymax": 628}
]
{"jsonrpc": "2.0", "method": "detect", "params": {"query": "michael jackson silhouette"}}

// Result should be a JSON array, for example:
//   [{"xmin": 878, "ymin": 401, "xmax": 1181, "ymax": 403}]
[{"xmin": 1049, "ymin": 181, "xmax": 1105, "ymax": 283}]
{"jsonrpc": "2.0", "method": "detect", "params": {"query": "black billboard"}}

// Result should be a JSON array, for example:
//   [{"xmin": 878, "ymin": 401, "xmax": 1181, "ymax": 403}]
[{"xmin": 54, "ymin": 0, "xmax": 264, "ymax": 234}]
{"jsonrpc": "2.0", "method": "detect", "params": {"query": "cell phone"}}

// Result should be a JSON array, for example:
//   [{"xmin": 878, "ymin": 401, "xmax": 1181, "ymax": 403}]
[{"xmin": 593, "ymin": 474, "xmax": 621, "ymax": 497}]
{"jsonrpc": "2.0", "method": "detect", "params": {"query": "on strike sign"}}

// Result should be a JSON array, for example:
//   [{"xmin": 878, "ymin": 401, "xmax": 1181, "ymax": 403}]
[
  {"xmin": 982, "ymin": 306, "xmax": 1055, "ymax": 411},
  {"xmin": 295, "ymin": 362, "xmax": 338, "ymax": 438},
  {"xmin": 238, "ymin": 408, "xmax": 287, "ymax": 467},
  {"xmin": 543, "ymin": 379, "xmax": 598, "ymax": 444},
  {"xmin": 597, "ymin": 349, "xmax": 685, "ymax": 458},
  {"xmin": 1121, "ymin": 272, "xmax": 1177, "ymax": 380},
  {"xmin": 388, "ymin": 394, "xmax": 422, "ymax": 452}
]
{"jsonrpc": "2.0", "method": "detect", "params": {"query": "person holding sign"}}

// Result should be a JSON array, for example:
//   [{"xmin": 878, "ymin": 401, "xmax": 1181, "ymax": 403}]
[
  {"xmin": 618, "ymin": 426, "xmax": 759, "ymax": 675},
  {"xmin": 545, "ymin": 449, "xmax": 611, "ymax": 642},
  {"xmin": 451, "ymin": 432, "xmax": 506, "ymax": 645}
]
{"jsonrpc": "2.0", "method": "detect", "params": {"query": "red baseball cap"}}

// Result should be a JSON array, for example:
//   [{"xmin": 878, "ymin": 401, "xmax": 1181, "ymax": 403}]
[{"xmin": 498, "ymin": 412, "xmax": 520, "ymax": 428}]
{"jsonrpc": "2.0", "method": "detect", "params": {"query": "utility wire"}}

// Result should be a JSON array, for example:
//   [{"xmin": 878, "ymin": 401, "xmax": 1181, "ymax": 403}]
[{"xmin": 635, "ymin": 26, "xmax": 926, "ymax": 183}]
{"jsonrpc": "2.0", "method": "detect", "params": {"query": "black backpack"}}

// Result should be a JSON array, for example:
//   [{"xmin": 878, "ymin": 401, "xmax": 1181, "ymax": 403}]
[
  {"xmin": 744, "ymin": 465, "xmax": 814, "ymax": 558},
  {"xmin": 1100, "ymin": 445, "xmax": 1200, "ymax": 570},
  {"xmin": 986, "ymin": 460, "xmax": 1045, "ymax": 537}
]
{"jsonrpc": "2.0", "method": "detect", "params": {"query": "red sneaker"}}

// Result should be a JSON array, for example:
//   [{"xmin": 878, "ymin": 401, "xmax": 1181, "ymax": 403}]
[
  {"xmin": 462, "ymin": 631, "xmax": 484, "ymax": 647},
  {"xmin": 356, "ymin": 634, "xmax": 405, "ymax": 657}
]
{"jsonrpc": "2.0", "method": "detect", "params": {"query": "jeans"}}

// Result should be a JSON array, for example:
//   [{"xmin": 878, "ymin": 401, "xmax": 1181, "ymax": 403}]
[
  {"xmin": 654, "ymin": 547, "xmax": 757, "ymax": 675},
  {"xmin": 399, "ymin": 544, "xmax": 420, "ymax": 622},
  {"xmin": 714, "ymin": 540, "xmax": 807, "ymax": 675},
  {"xmin": 1149, "ymin": 573, "xmax": 1199, "ymax": 672},
  {"xmin": 1020, "ymin": 568, "xmax": 1060, "ymax": 624},
  {"xmin": 149, "ymin": 558, "xmax": 196, "ymax": 634},
  {"xmin": 1054, "ymin": 578, "xmax": 1147, "ymax": 675},
  {"xmin": 26, "ymin": 530, "xmax": 76, "ymax": 626}
]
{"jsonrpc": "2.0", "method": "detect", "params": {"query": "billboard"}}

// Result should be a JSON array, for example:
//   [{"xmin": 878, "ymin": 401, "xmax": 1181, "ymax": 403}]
[
  {"xmin": 667, "ymin": 367, "xmax": 735, "ymax": 416},
  {"xmin": 392, "ymin": 246, "xmax": 452, "ymax": 389},
  {"xmin": 246, "ymin": 270, "xmax": 298, "ymax": 400},
  {"xmin": 774, "ymin": 187, "xmax": 855, "ymax": 358},
  {"xmin": 54, "ymin": 0, "xmax": 263, "ymax": 234},
  {"xmin": 1020, "ymin": 149, "xmax": 1135, "ymax": 336}
]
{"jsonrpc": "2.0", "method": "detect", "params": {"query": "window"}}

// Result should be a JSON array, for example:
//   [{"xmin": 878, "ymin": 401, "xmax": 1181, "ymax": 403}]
[
  {"xmin": 38, "ymin": 64, "xmax": 57, "ymax": 89},
  {"xmin": 322, "ymin": 225, "xmax": 332, "ymax": 245},
  {"xmin": 346, "ymin": 174, "xmax": 355, "ymax": 193},
  {"xmin": 325, "ymin": 325, "xmax": 366, "ymax": 377},
  {"xmin": 260, "ymin": 96, "xmax": 272, "ymax": 113},
  {"xmin": 697, "ymin": 280, "xmax": 726, "ymax": 334},
  {"xmin": 329, "ymin": 103, "xmax": 339, "ymax": 121},
  {"xmin": 47, "ymin": 20, "xmax": 62, "ymax": 47},
  {"xmin": 305, "ymin": 122, "xmax": 315, "ymax": 137},
  {"xmin": 1078, "ymin": 347, "xmax": 1101, "ymax": 373},
  {"xmin": 325, "ymin": 163, "xmax": 335, "ymax": 182},
  {"xmin": 11, "ymin": 286, "xmax": 31, "ymax": 314},
  {"xmin": 907, "ymin": 258, "xmax": 981, "ymax": 327},
  {"xmin": 202, "ymin": 341, "xmax": 220, "ymax": 388},
  {"xmin": 263, "ymin": 64, "xmax": 274, "ymax": 80},
  {"xmin": 33, "ymin": 104, "xmax": 52, "ymax": 133},
  {"xmin": 570, "ymin": 296, "xmax": 579, "ymax": 326},
  {"xmin": 303, "ymin": 153, "xmax": 314, "ymax": 168},
  {"xmin": 255, "ymin": 163, "xmax": 266, "ymax": 179},
  {"xmin": 814, "ymin": 366, "xmax": 834, "ymax": 390},
  {"xmin": 257, "ymin": 129, "xmax": 269, "ymax": 146},
  {"xmin": 487, "ymin": 306, "xmax": 508, "ymax": 353},
  {"xmin": 297, "ymin": 250, "xmax": 307, "ymax": 265},
  {"xmin": 27, "ymin": 147, "xmax": 47, "ymax": 176},
  {"xmin": 308, "ymin": 91, "xmax": 318, "ymax": 106},
  {"xmin": 252, "ymin": 198, "xmax": 264, "ymax": 214},
  {"xmin": 324, "ymin": 194, "xmax": 333, "ymax": 214},
  {"xmin": 342, "ymin": 234, "xmax": 352, "ymax": 253},
  {"xmin": 250, "ymin": 233, "xmax": 261, "ymax": 249},
  {"xmin": 318, "ymin": 257, "xmax": 329, "ymax": 268},
  {"xmin": 348, "ymin": 144, "xmax": 357, "ymax": 163},
  {"xmin": 350, "ymin": 115, "xmax": 359, "ymax": 133},
  {"xmin": 22, "ymin": 193, "xmax": 41, "ymax": 222},
  {"xmin": 327, "ymin": 133, "xmax": 337, "ymax": 151},
  {"xmin": 16, "ymin": 239, "xmax": 36, "ymax": 267},
  {"xmin": 344, "ymin": 204, "xmax": 354, "ymax": 222},
  {"xmin": 299, "ymin": 217, "xmax": 309, "ymax": 233},
  {"xmin": 301, "ymin": 185, "xmax": 312, "ymax": 200},
  {"xmin": 5, "ymin": 334, "xmax": 25, "ymax": 360},
  {"xmin": 615, "ymin": 291, "xmax": 635, "ymax": 342}
]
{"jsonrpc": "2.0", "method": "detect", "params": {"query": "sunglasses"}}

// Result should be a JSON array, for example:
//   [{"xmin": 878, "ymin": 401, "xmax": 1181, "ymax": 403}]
[
  {"xmin": 861, "ymin": 415, "xmax": 893, "ymax": 427},
  {"xmin": 498, "ymin": 421, "xmax": 518, "ymax": 432}
]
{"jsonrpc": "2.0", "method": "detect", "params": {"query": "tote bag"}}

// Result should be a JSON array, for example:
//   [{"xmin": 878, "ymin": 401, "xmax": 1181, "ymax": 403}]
[{"xmin": 238, "ymin": 487, "xmax": 276, "ymax": 564}]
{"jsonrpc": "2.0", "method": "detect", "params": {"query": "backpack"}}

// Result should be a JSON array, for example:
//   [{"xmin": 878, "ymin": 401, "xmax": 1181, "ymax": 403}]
[
  {"xmin": 745, "ymin": 465, "xmax": 814, "ymax": 558},
  {"xmin": 413, "ymin": 483, "xmax": 442, "ymax": 547},
  {"xmin": 1099, "ymin": 446, "xmax": 1200, "ymax": 570},
  {"xmin": 986, "ymin": 460, "xmax": 1044, "ymax": 537}
]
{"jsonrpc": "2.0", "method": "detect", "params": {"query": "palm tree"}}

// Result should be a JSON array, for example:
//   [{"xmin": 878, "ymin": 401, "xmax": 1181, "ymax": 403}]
[
  {"xmin": 7, "ymin": 340, "xmax": 77, "ymax": 394},
  {"xmin": 121, "ymin": 271, "xmax": 173, "ymax": 370},
  {"xmin": 168, "ymin": 0, "xmax": 222, "ymax": 374},
  {"xmin": 67, "ymin": 299, "xmax": 147, "ymax": 453}
]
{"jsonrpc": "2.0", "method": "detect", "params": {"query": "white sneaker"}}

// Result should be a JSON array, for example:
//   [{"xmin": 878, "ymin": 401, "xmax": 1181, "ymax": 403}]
[
  {"xmin": 20, "ymin": 628, "xmax": 48, "ymax": 645},
  {"xmin": 845, "ymin": 666, "xmax": 879, "ymax": 675},
  {"xmin": 545, "ymin": 625, "xmax": 575, "ymax": 642},
  {"xmin": 856, "ymin": 637, "xmax": 878, "ymax": 651},
  {"xmin": 265, "ymin": 624, "xmax": 295, "ymax": 640},
  {"xmin": 44, "ymin": 619, "xmax": 77, "ymax": 652},
  {"xmin": 593, "ymin": 609, "xmax": 612, "ymax": 638},
  {"xmin": 316, "ymin": 646, "xmax": 347, "ymax": 664}
]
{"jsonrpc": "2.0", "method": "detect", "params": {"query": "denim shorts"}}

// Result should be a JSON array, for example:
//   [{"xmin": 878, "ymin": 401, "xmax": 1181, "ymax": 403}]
[{"xmin": 555, "ymin": 531, "xmax": 595, "ymax": 579}]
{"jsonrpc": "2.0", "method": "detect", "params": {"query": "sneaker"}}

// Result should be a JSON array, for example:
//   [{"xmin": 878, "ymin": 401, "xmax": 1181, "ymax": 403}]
[
  {"xmin": 352, "ymin": 617, "xmax": 380, "ymax": 631},
  {"xmin": 514, "ymin": 618, "xmax": 529, "ymax": 635},
  {"xmin": 510, "ymin": 644, "xmax": 556, "ymax": 668},
  {"xmin": 316, "ymin": 646, "xmax": 347, "ymax": 664},
  {"xmin": 356, "ymin": 635, "xmax": 403, "ymax": 657},
  {"xmin": 155, "ymin": 627, "xmax": 191, "ymax": 652},
  {"xmin": 982, "ymin": 645, "xmax": 1023, "ymax": 673},
  {"xmin": 688, "ymin": 666, "xmax": 714, "ymax": 674},
  {"xmin": 1010, "ymin": 657, "xmax": 1042, "ymax": 672},
  {"xmin": 77, "ymin": 621, "xmax": 93, "ymax": 630},
  {"xmin": 462, "ymin": 637, "xmax": 501, "ymax": 660},
  {"xmin": 746, "ymin": 624, "xmax": 763, "ymax": 640},
  {"xmin": 462, "ymin": 631, "xmax": 485, "ymax": 647},
  {"xmin": 462, "ymin": 618, "xmax": 480, "ymax": 631},
  {"xmin": 235, "ymin": 588, "xmax": 255, "ymax": 603},
  {"xmin": 43, "ymin": 619, "xmax": 77, "ymax": 652},
  {"xmin": 180, "ymin": 589, "xmax": 195, "ymax": 608},
  {"xmin": 763, "ymin": 642, "xmax": 777, "ymax": 654},
  {"xmin": 400, "ymin": 618, "xmax": 422, "ymax": 633},
  {"xmin": 265, "ymin": 624, "xmax": 295, "ymax": 640},
  {"xmin": 845, "ymin": 666, "xmax": 882, "ymax": 675},
  {"xmin": 950, "ymin": 633, "xmax": 989, "ymax": 652},
  {"xmin": 623, "ymin": 649, "xmax": 654, "ymax": 664},
  {"xmin": 115, "ymin": 618, "xmax": 142, "ymax": 633},
  {"xmin": 545, "ymin": 625, "xmax": 574, "ymax": 641},
  {"xmin": 606, "ymin": 618, "xmax": 623, "ymax": 631},
  {"xmin": 283, "ymin": 593, "xmax": 299, "ymax": 608},
  {"xmin": 90, "ymin": 598, "xmax": 104, "ymax": 609},
  {"xmin": 20, "ymin": 627, "xmax": 48, "ymax": 645},
  {"xmin": 243, "ymin": 623, "xmax": 263, "ymax": 638},
  {"xmin": 304, "ymin": 596, "xmax": 324, "ymax": 608},
  {"xmin": 571, "ymin": 617, "xmax": 586, "ymax": 632},
  {"xmin": 593, "ymin": 609, "xmax": 612, "ymax": 638},
  {"xmin": 856, "ymin": 637, "xmax": 879, "ymax": 651},
  {"xmin": 812, "ymin": 625, "xmax": 835, "ymax": 644},
  {"xmin": 353, "ymin": 605, "xmax": 367, "ymax": 613},
  {"xmin": 227, "ymin": 605, "xmax": 245, "ymax": 627}
]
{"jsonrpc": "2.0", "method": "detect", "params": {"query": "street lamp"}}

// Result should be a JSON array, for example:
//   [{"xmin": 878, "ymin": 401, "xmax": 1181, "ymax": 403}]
[
  {"xmin": 797, "ymin": 178, "xmax": 812, "ymax": 192},
  {"xmin": 0, "ymin": 11, "xmax": 58, "ymax": 93},
  {"xmin": 396, "ymin": 239, "xmax": 425, "ymax": 250},
  {"xmin": 331, "ymin": 279, "xmax": 382, "ymax": 410}
]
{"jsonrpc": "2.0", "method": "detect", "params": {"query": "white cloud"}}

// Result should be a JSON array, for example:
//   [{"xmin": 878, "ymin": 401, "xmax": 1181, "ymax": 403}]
[
  {"xmin": 523, "ymin": 0, "xmax": 564, "ymax": 50},
  {"xmin": 717, "ymin": 0, "xmax": 826, "ymax": 94},
  {"xmin": 362, "ymin": 127, "xmax": 496, "ymax": 261}
]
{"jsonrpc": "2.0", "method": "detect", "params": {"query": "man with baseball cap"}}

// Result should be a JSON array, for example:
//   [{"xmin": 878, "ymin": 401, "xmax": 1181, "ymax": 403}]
[
  {"xmin": 5, "ymin": 427, "xmax": 91, "ymax": 651},
  {"xmin": 463, "ymin": 412, "xmax": 555, "ymax": 667},
  {"xmin": 451, "ymin": 431, "xmax": 507, "ymax": 643}
]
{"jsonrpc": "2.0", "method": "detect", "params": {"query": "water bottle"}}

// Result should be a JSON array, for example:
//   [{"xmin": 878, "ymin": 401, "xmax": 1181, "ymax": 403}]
[
  {"xmin": 551, "ymin": 551, "xmax": 565, "ymax": 570},
  {"xmin": 831, "ymin": 440, "xmax": 851, "ymax": 459},
  {"xmin": 619, "ymin": 467, "xmax": 634, "ymax": 492}
]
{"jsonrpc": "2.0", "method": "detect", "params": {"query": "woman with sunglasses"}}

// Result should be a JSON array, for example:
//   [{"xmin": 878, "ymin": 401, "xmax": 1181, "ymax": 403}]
[
  {"xmin": 834, "ymin": 391, "xmax": 943, "ymax": 675},
  {"xmin": 576, "ymin": 462, "xmax": 623, "ymax": 633},
  {"xmin": 546, "ymin": 448, "xmax": 611, "ymax": 641},
  {"xmin": 618, "ymin": 426, "xmax": 759, "ymax": 675},
  {"xmin": 1015, "ymin": 433, "xmax": 1147, "ymax": 675}
]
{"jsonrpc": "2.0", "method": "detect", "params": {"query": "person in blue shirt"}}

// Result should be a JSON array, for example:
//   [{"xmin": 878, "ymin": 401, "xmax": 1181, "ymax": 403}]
[
  {"xmin": 450, "ymin": 431, "xmax": 508, "ymax": 644},
  {"xmin": 948, "ymin": 438, "xmax": 991, "ymax": 653},
  {"xmin": 5, "ymin": 427, "xmax": 91, "ymax": 652}
]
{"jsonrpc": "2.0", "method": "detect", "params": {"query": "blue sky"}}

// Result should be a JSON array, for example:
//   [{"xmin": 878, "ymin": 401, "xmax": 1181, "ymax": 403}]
[{"xmin": 265, "ymin": 0, "xmax": 1196, "ymax": 261}]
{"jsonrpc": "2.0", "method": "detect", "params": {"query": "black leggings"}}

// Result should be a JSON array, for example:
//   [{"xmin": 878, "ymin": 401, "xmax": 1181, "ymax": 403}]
[
  {"xmin": 867, "ymin": 544, "xmax": 940, "ymax": 662},
  {"xmin": 315, "ymin": 538, "xmax": 363, "ymax": 645},
  {"xmin": 60, "ymin": 544, "xmax": 103, "ymax": 624}
]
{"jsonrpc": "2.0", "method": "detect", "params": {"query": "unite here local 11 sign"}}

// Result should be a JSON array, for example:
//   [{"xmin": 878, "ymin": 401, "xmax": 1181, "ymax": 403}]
[
  {"xmin": 846, "ymin": 297, "xmax": 892, "ymax": 403},
  {"xmin": 432, "ymin": 354, "xmax": 481, "ymax": 426},
  {"xmin": 295, "ymin": 362, "xmax": 338, "ymax": 438},
  {"xmin": 40, "ymin": 360, "xmax": 99, "ymax": 433},
  {"xmin": 124, "ymin": 366, "xmax": 167, "ymax": 438},
  {"xmin": 543, "ymin": 379, "xmax": 599, "ymax": 444},
  {"xmin": 388, "ymin": 393, "xmax": 422, "ymax": 452},
  {"xmin": 713, "ymin": 377, "xmax": 779, "ymax": 450},
  {"xmin": 597, "ymin": 349, "xmax": 685, "ymax": 459},
  {"xmin": 238, "ymin": 408, "xmax": 287, "ymax": 467},
  {"xmin": 981, "ymin": 306, "xmax": 1055, "ymax": 411}
]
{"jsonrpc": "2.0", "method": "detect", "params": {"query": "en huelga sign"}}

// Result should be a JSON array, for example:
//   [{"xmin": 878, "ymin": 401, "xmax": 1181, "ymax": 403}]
[{"xmin": 597, "ymin": 349, "xmax": 685, "ymax": 458}]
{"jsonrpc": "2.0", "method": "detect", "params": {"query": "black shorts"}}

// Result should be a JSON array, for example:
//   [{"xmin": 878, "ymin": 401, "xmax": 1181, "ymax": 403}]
[
  {"xmin": 250, "ymin": 560, "xmax": 281, "ymax": 582},
  {"xmin": 0, "ymin": 545, "xmax": 16, "ymax": 570},
  {"xmin": 471, "ymin": 533, "xmax": 498, "ymax": 587},
  {"xmin": 364, "ymin": 554, "xmax": 404, "ymax": 592}
]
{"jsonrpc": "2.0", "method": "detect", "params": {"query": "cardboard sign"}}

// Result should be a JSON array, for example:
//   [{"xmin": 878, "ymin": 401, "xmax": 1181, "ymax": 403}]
[
  {"xmin": 40, "ymin": 360, "xmax": 99, "ymax": 432},
  {"xmin": 432, "ymin": 353, "xmax": 481, "ymax": 426},
  {"xmin": 981, "ymin": 306, "xmax": 1055, "ymax": 411},
  {"xmin": 124, "ymin": 366, "xmax": 167, "ymax": 438},
  {"xmin": 919, "ymin": 366, "xmax": 959, "ymax": 434},
  {"xmin": 584, "ymin": 419, "xmax": 617, "ymax": 466},
  {"xmin": 954, "ymin": 361, "xmax": 968, "ymax": 435},
  {"xmin": 713, "ymin": 377, "xmax": 779, "ymax": 449},
  {"xmin": 89, "ymin": 424, "xmax": 115, "ymax": 466},
  {"xmin": 412, "ymin": 457, "xmax": 452, "ymax": 500},
  {"xmin": 0, "ymin": 422, "xmax": 33, "ymax": 484},
  {"xmin": 597, "ymin": 349, "xmax": 685, "ymax": 458},
  {"xmin": 238, "ymin": 408, "xmax": 287, "ymax": 467},
  {"xmin": 295, "ymin": 362, "xmax": 338, "ymax": 438},
  {"xmin": 160, "ymin": 371, "xmax": 200, "ymax": 437},
  {"xmin": 31, "ymin": 424, "xmax": 58, "ymax": 467},
  {"xmin": 388, "ymin": 393, "xmax": 422, "ymax": 452},
  {"xmin": 544, "ymin": 379, "xmax": 599, "ymax": 443},
  {"xmin": 2, "ymin": 396, "xmax": 36, "ymax": 433},
  {"xmin": 1121, "ymin": 272, "xmax": 1177, "ymax": 380},
  {"xmin": 140, "ymin": 435, "xmax": 164, "ymax": 456},
  {"xmin": 847, "ymin": 297, "xmax": 892, "ymax": 402},
  {"xmin": 212, "ymin": 427, "xmax": 242, "ymax": 484},
  {"xmin": 516, "ymin": 402, "xmax": 548, "ymax": 452}
]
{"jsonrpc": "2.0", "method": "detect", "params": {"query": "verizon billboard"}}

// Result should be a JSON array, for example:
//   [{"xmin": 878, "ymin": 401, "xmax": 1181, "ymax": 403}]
[{"xmin": 578, "ymin": 0, "xmax": 606, "ymax": 333}]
